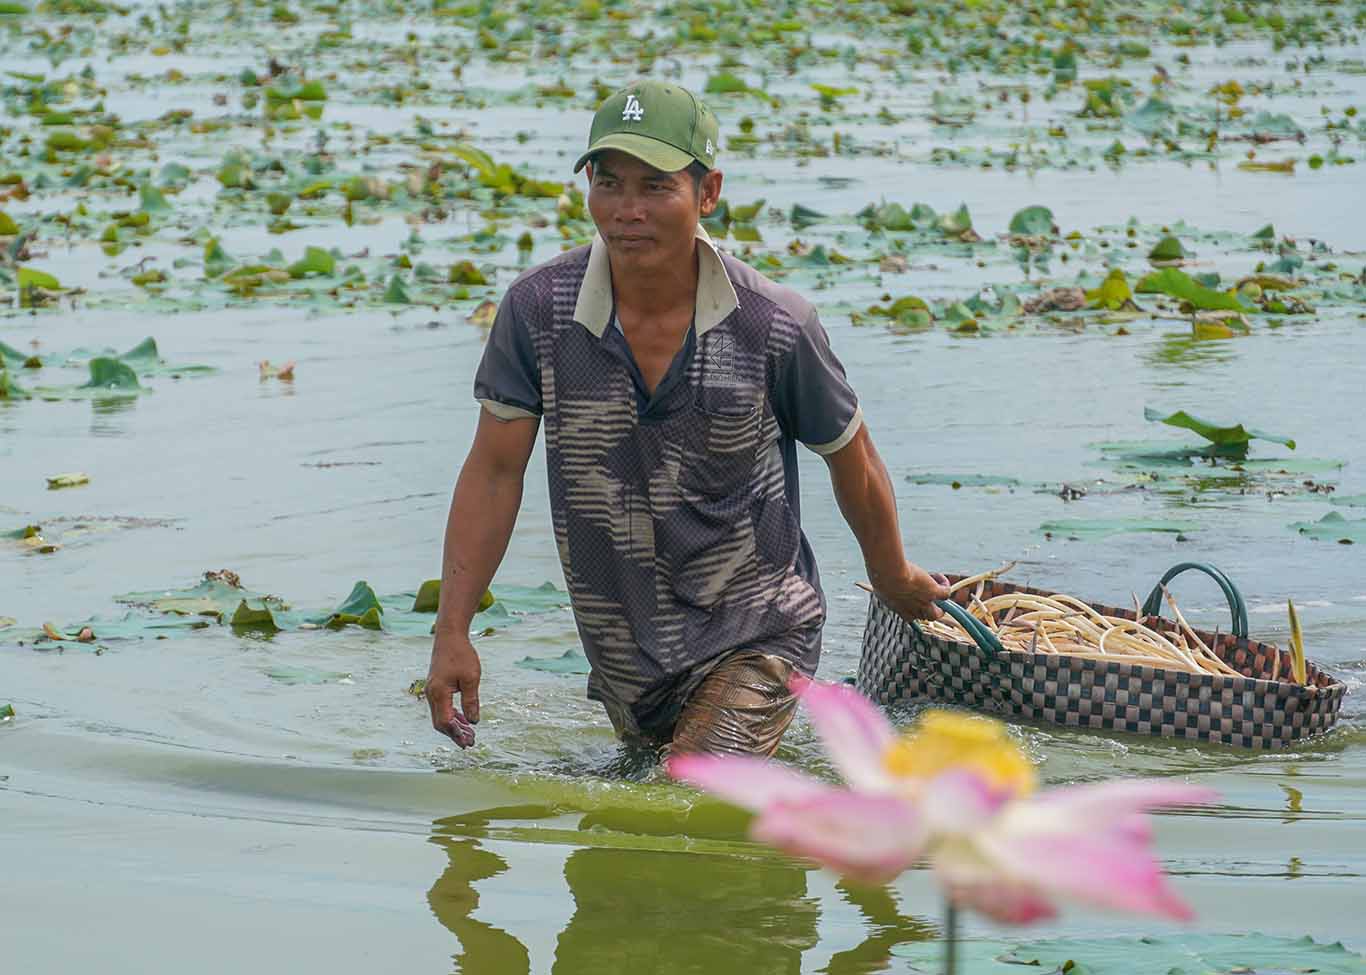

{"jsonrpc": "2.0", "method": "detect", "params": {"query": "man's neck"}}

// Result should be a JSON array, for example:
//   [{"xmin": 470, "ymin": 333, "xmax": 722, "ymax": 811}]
[{"xmin": 609, "ymin": 240, "xmax": 699, "ymax": 322}]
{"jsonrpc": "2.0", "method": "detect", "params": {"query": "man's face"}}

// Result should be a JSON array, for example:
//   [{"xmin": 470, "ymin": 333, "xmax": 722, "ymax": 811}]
[{"xmin": 586, "ymin": 149, "xmax": 722, "ymax": 273}]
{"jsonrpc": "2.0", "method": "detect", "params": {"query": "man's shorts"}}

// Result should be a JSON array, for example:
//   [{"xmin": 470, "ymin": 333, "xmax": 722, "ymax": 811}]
[{"xmin": 602, "ymin": 651, "xmax": 799, "ymax": 758}]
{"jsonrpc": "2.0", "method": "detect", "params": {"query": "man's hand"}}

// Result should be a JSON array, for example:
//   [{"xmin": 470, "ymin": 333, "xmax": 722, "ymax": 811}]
[
  {"xmin": 426, "ymin": 629, "xmax": 482, "ymax": 749},
  {"xmin": 873, "ymin": 563, "xmax": 951, "ymax": 624}
]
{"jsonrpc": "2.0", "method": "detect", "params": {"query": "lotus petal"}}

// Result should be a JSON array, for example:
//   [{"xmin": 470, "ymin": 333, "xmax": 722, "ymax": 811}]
[
  {"xmin": 790, "ymin": 675, "xmax": 896, "ymax": 792},
  {"xmin": 667, "ymin": 754, "xmax": 831, "ymax": 812},
  {"xmin": 753, "ymin": 789, "xmax": 924, "ymax": 886}
]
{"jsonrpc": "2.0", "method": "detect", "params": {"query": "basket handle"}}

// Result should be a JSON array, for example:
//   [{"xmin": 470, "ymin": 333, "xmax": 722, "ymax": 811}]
[
  {"xmin": 933, "ymin": 599, "xmax": 1005, "ymax": 655},
  {"xmin": 1139, "ymin": 562, "xmax": 1249, "ymax": 640}
]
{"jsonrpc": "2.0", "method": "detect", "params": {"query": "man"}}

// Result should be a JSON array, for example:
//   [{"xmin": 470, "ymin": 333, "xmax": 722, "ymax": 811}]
[{"xmin": 426, "ymin": 80, "xmax": 947, "ymax": 756}]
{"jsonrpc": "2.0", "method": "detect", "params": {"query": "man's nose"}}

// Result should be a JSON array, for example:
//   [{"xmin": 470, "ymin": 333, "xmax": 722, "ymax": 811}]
[{"xmin": 615, "ymin": 188, "xmax": 647, "ymax": 222}]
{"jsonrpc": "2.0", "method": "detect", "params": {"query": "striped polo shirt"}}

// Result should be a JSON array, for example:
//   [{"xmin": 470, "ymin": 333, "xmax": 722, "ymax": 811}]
[{"xmin": 473, "ymin": 227, "xmax": 862, "ymax": 734}]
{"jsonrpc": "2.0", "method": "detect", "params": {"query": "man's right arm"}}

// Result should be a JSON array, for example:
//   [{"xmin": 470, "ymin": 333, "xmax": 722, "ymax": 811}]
[{"xmin": 425, "ymin": 408, "xmax": 539, "ymax": 747}]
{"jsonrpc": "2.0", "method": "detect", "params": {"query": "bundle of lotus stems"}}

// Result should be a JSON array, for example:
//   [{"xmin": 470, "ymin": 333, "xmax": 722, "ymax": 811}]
[{"xmin": 861, "ymin": 565, "xmax": 1309, "ymax": 682}]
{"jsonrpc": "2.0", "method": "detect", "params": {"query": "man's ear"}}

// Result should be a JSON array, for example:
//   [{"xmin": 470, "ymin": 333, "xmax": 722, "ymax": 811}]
[
  {"xmin": 698, "ymin": 168, "xmax": 724, "ymax": 217},
  {"xmin": 584, "ymin": 162, "xmax": 594, "ymax": 185}
]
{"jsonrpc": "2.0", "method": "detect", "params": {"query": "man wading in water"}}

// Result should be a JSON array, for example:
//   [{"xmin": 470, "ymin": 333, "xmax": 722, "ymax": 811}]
[{"xmin": 426, "ymin": 81, "xmax": 948, "ymax": 756}]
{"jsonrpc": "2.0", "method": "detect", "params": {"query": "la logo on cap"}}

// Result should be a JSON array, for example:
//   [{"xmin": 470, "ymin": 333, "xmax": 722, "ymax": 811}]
[{"xmin": 621, "ymin": 93, "xmax": 644, "ymax": 122}]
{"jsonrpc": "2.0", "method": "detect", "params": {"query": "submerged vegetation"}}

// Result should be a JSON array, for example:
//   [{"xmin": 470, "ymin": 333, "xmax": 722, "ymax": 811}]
[{"xmin": 0, "ymin": 0, "xmax": 1360, "ymax": 323}]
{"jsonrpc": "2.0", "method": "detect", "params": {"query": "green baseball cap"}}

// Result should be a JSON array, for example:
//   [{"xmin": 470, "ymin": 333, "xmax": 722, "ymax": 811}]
[{"xmin": 573, "ymin": 80, "xmax": 719, "ymax": 174}]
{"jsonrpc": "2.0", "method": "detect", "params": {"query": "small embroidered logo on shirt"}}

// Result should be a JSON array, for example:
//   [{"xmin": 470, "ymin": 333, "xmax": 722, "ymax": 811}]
[
  {"xmin": 706, "ymin": 333, "xmax": 736, "ymax": 384},
  {"xmin": 705, "ymin": 138, "xmax": 714, "ymax": 156},
  {"xmin": 621, "ymin": 94, "xmax": 644, "ymax": 122}
]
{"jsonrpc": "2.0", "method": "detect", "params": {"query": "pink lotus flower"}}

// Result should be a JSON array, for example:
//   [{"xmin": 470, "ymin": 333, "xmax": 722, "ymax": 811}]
[{"xmin": 668, "ymin": 675, "xmax": 1217, "ymax": 925}]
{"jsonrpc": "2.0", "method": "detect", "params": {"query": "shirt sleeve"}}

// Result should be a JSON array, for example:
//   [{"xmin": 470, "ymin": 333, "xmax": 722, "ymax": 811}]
[
  {"xmin": 772, "ymin": 307, "xmax": 863, "ymax": 455},
  {"xmin": 472, "ymin": 290, "xmax": 542, "ymax": 421}
]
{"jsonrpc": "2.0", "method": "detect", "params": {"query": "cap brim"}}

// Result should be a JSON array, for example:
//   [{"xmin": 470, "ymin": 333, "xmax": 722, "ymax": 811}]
[{"xmin": 572, "ymin": 133, "xmax": 696, "ymax": 174}]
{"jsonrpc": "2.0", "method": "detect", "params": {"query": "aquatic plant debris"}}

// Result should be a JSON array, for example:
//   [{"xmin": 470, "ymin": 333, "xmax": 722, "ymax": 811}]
[{"xmin": 889, "ymin": 932, "xmax": 1366, "ymax": 974}]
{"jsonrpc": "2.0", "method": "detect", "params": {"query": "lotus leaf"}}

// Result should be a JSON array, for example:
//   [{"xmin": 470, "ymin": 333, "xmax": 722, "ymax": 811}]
[
  {"xmin": 1007, "ymin": 205, "xmax": 1054, "ymax": 236},
  {"xmin": 1085, "ymin": 269, "xmax": 1136, "ymax": 311},
  {"xmin": 139, "ymin": 183, "xmax": 171, "ymax": 212},
  {"xmin": 1290, "ymin": 511, "xmax": 1365, "ymax": 543},
  {"xmin": 1, "ymin": 364, "xmax": 32, "ymax": 400},
  {"xmin": 1148, "ymin": 235, "xmax": 1186, "ymax": 261},
  {"xmin": 1144, "ymin": 407, "xmax": 1295, "ymax": 449},
  {"xmin": 515, "ymin": 649, "xmax": 591, "ymax": 675},
  {"xmin": 287, "ymin": 246, "xmax": 336, "ymax": 278},
  {"xmin": 81, "ymin": 357, "xmax": 141, "ymax": 390},
  {"xmin": 318, "ymin": 581, "xmax": 384, "ymax": 630},
  {"xmin": 231, "ymin": 600, "xmax": 283, "ymax": 632},
  {"xmin": 1040, "ymin": 518, "xmax": 1197, "ymax": 538},
  {"xmin": 1136, "ymin": 267, "xmax": 1252, "ymax": 312}
]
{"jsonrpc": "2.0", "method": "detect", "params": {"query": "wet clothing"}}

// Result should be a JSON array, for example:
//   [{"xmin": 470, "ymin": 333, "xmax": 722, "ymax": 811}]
[
  {"xmin": 664, "ymin": 651, "xmax": 798, "ymax": 757},
  {"xmin": 473, "ymin": 227, "xmax": 861, "ymax": 738}
]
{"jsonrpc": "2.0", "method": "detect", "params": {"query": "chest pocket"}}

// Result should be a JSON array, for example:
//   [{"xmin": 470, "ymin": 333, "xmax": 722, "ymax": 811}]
[{"xmin": 677, "ymin": 384, "xmax": 764, "ymax": 497}]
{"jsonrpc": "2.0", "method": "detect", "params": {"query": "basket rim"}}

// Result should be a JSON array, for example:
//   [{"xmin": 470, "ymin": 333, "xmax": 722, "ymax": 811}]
[{"xmin": 871, "ymin": 581, "xmax": 1348, "ymax": 696}]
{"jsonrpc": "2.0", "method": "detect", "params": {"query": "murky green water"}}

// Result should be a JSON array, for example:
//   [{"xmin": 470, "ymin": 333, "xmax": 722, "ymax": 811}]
[{"xmin": 3, "ymin": 1, "xmax": 1365, "ymax": 971}]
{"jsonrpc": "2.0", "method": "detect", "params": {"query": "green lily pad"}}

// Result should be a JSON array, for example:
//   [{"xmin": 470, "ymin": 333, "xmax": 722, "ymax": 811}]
[
  {"xmin": 410, "ymin": 581, "xmax": 493, "ymax": 614},
  {"xmin": 448, "ymin": 260, "xmax": 487, "ymax": 285},
  {"xmin": 1290, "ymin": 511, "xmax": 1365, "ymax": 543},
  {"xmin": 412, "ymin": 579, "xmax": 441, "ymax": 613},
  {"xmin": 264, "ymin": 665, "xmax": 351, "ymax": 685},
  {"xmin": 789, "ymin": 204, "xmax": 826, "ymax": 230},
  {"xmin": 1085, "ymin": 269, "xmax": 1136, "ymax": 311},
  {"xmin": 515, "ymin": 649, "xmax": 591, "ymax": 675},
  {"xmin": 905, "ymin": 473, "xmax": 1022, "ymax": 488},
  {"xmin": 891, "ymin": 932, "xmax": 1364, "ymax": 975},
  {"xmin": 1144, "ymin": 407, "xmax": 1296, "ymax": 450},
  {"xmin": 1135, "ymin": 267, "xmax": 1252, "ymax": 312},
  {"xmin": 1039, "ymin": 518, "xmax": 1197, "ymax": 538},
  {"xmin": 317, "ymin": 581, "xmax": 384, "ymax": 630},
  {"xmin": 139, "ymin": 183, "xmax": 171, "ymax": 213},
  {"xmin": 1, "ymin": 364, "xmax": 31, "ymax": 400},
  {"xmin": 1007, "ymin": 205, "xmax": 1054, "ymax": 236},
  {"xmin": 231, "ymin": 599, "xmax": 283, "ymax": 632},
  {"xmin": 17, "ymin": 266, "xmax": 60, "ymax": 296},
  {"xmin": 118, "ymin": 577, "xmax": 285, "ymax": 621},
  {"xmin": 81, "ymin": 357, "xmax": 141, "ymax": 390},
  {"xmin": 287, "ymin": 246, "xmax": 335, "ymax": 278},
  {"xmin": 1148, "ymin": 235, "xmax": 1186, "ymax": 261}
]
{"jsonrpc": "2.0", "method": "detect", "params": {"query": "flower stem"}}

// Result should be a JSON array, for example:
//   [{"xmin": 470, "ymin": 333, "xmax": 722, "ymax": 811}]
[{"xmin": 944, "ymin": 899, "xmax": 959, "ymax": 975}]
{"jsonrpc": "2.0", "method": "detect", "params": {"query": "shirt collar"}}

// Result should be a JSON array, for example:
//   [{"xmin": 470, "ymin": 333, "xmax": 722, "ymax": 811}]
[{"xmin": 573, "ymin": 224, "xmax": 739, "ymax": 339}]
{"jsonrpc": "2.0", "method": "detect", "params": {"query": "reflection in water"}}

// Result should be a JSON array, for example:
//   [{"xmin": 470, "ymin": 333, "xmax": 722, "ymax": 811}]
[
  {"xmin": 552, "ymin": 847, "xmax": 819, "ymax": 974},
  {"xmin": 428, "ymin": 837, "xmax": 530, "ymax": 974},
  {"xmin": 822, "ymin": 881, "xmax": 937, "ymax": 975},
  {"xmin": 427, "ymin": 802, "xmax": 937, "ymax": 975},
  {"xmin": 90, "ymin": 394, "xmax": 138, "ymax": 437},
  {"xmin": 1144, "ymin": 332, "xmax": 1241, "ymax": 370},
  {"xmin": 428, "ymin": 805, "xmax": 554, "ymax": 975}
]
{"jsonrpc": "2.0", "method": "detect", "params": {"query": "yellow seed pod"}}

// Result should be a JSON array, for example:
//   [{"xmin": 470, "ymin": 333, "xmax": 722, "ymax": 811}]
[{"xmin": 883, "ymin": 710, "xmax": 1037, "ymax": 796}]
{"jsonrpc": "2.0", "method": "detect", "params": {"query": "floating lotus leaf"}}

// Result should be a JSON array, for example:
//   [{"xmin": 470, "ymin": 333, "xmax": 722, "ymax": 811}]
[{"xmin": 1144, "ymin": 407, "xmax": 1295, "ymax": 450}]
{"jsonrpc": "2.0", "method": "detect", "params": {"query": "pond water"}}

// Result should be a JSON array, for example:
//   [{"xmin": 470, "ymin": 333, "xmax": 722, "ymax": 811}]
[{"xmin": 3, "ymin": 1, "xmax": 1365, "ymax": 972}]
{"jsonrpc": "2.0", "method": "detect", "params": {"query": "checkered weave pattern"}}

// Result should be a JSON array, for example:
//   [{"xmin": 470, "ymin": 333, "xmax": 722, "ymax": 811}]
[{"xmin": 856, "ymin": 576, "xmax": 1346, "ymax": 750}]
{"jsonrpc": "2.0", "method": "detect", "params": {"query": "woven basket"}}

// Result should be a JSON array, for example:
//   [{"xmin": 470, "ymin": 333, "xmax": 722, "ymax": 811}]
[{"xmin": 856, "ymin": 563, "xmax": 1346, "ymax": 750}]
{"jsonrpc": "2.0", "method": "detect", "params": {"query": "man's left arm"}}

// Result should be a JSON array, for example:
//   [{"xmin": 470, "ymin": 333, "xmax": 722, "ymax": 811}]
[
  {"xmin": 771, "ymin": 305, "xmax": 948, "ymax": 622},
  {"xmin": 824, "ymin": 425, "xmax": 948, "ymax": 622}
]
